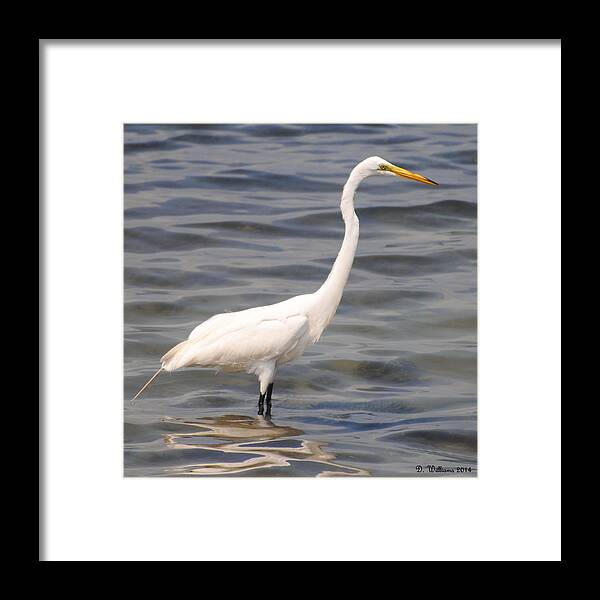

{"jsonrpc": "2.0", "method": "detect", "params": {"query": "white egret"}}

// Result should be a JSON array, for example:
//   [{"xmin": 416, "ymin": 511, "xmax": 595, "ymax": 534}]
[{"xmin": 132, "ymin": 156, "xmax": 437, "ymax": 414}]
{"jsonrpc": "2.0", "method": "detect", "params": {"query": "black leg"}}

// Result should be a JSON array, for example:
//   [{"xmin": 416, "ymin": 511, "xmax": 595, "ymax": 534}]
[
  {"xmin": 266, "ymin": 383, "xmax": 274, "ymax": 402},
  {"xmin": 258, "ymin": 391, "xmax": 266, "ymax": 416},
  {"xmin": 265, "ymin": 383, "xmax": 274, "ymax": 417}
]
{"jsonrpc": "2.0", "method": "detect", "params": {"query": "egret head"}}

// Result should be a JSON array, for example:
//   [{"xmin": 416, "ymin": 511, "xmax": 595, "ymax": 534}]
[{"xmin": 358, "ymin": 156, "xmax": 438, "ymax": 185}]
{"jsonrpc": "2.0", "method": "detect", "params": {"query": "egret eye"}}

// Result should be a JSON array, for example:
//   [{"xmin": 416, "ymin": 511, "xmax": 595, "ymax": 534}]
[{"xmin": 379, "ymin": 164, "xmax": 387, "ymax": 170}]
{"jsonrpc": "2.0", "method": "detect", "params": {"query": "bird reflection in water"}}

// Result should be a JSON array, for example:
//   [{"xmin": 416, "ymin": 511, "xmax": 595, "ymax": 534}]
[{"xmin": 161, "ymin": 414, "xmax": 369, "ymax": 477}]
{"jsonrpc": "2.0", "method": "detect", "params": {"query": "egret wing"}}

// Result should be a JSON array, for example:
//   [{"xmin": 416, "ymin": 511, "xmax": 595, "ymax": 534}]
[
  {"xmin": 162, "ymin": 313, "xmax": 309, "ymax": 371},
  {"xmin": 187, "ymin": 313, "xmax": 232, "ymax": 341}
]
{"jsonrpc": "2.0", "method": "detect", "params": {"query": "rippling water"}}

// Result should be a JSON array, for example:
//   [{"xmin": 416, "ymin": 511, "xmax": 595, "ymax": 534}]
[{"xmin": 124, "ymin": 124, "xmax": 477, "ymax": 477}]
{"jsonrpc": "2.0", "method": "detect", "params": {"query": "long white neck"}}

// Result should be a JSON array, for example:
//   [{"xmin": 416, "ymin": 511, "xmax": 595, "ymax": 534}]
[{"xmin": 309, "ymin": 166, "xmax": 366, "ymax": 339}]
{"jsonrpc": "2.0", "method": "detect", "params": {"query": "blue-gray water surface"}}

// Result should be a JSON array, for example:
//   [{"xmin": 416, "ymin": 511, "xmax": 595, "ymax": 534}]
[{"xmin": 124, "ymin": 124, "xmax": 477, "ymax": 477}]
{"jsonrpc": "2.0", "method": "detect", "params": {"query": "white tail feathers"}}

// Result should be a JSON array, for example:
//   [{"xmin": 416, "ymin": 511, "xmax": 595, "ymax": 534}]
[
  {"xmin": 131, "ymin": 367, "xmax": 163, "ymax": 402},
  {"xmin": 160, "ymin": 339, "xmax": 200, "ymax": 372}
]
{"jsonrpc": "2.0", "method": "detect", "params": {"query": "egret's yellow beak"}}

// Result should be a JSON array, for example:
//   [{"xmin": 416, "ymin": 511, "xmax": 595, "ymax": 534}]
[{"xmin": 383, "ymin": 163, "xmax": 438, "ymax": 185}]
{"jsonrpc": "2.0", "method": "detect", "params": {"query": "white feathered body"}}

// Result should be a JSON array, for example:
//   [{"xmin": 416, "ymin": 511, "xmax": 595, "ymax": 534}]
[
  {"xmin": 162, "ymin": 294, "xmax": 320, "ymax": 386},
  {"xmin": 160, "ymin": 201, "xmax": 359, "ymax": 394}
]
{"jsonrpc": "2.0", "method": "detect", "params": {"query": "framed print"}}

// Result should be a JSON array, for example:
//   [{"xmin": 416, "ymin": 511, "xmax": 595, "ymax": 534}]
[{"xmin": 41, "ymin": 39, "xmax": 561, "ymax": 561}]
